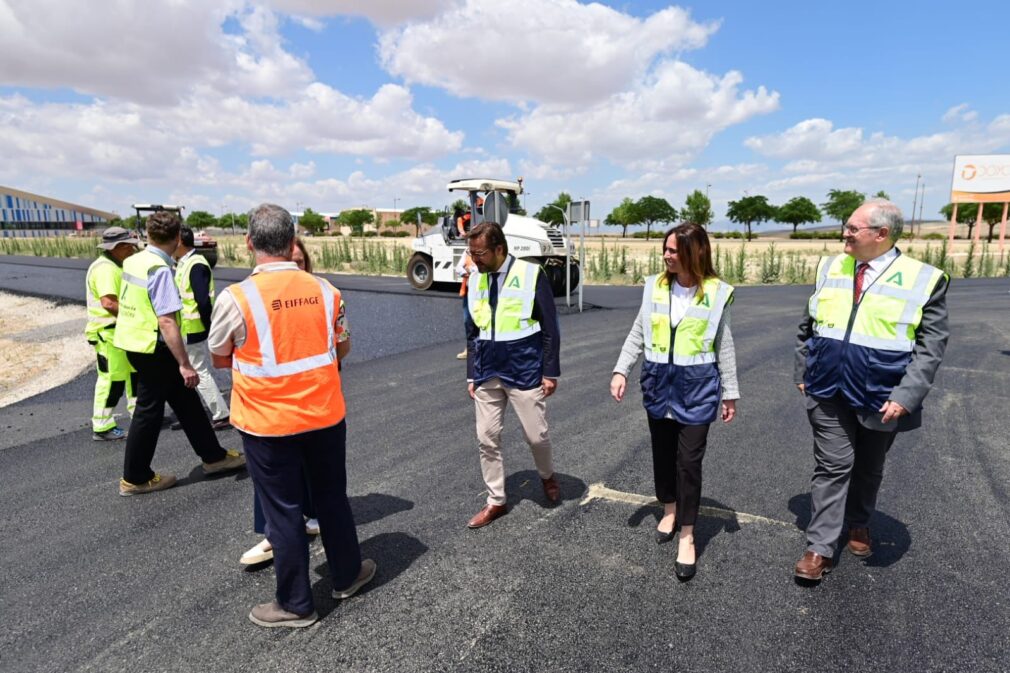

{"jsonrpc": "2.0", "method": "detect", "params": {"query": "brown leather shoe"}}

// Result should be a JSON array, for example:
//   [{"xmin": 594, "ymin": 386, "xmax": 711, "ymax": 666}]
[
  {"xmin": 847, "ymin": 527, "xmax": 872, "ymax": 557},
  {"xmin": 541, "ymin": 475, "xmax": 560, "ymax": 503},
  {"xmin": 468, "ymin": 504, "xmax": 507, "ymax": 529},
  {"xmin": 794, "ymin": 551, "xmax": 833, "ymax": 581}
]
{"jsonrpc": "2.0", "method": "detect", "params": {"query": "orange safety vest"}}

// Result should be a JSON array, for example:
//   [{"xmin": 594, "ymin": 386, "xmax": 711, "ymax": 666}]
[{"xmin": 228, "ymin": 268, "xmax": 345, "ymax": 437}]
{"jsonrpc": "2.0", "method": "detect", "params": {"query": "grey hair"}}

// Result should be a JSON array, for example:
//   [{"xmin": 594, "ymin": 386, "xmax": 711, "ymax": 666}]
[
  {"xmin": 247, "ymin": 203, "xmax": 295, "ymax": 257},
  {"xmin": 864, "ymin": 198, "xmax": 904, "ymax": 242}
]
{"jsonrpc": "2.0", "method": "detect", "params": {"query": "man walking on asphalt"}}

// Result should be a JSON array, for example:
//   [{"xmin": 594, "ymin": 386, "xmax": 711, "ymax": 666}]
[
  {"xmin": 85, "ymin": 226, "xmax": 139, "ymax": 441},
  {"xmin": 172, "ymin": 225, "xmax": 230, "ymax": 430},
  {"xmin": 114, "ymin": 210, "xmax": 245, "ymax": 496},
  {"xmin": 209, "ymin": 203, "xmax": 373, "ymax": 628},
  {"xmin": 794, "ymin": 199, "xmax": 949, "ymax": 581},
  {"xmin": 463, "ymin": 221, "xmax": 562, "ymax": 529}
]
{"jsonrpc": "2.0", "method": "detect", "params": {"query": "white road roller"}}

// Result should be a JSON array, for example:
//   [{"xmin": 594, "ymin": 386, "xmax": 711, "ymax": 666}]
[{"xmin": 406, "ymin": 178, "xmax": 579, "ymax": 295}]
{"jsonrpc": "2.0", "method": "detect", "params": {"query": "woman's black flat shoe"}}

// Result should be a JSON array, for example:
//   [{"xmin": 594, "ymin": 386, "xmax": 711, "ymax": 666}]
[
  {"xmin": 674, "ymin": 561, "xmax": 696, "ymax": 581},
  {"xmin": 655, "ymin": 528, "xmax": 676, "ymax": 544}
]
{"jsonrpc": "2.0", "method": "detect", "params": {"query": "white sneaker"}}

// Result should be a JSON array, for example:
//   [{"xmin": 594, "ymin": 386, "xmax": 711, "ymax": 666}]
[
  {"xmin": 305, "ymin": 518, "xmax": 320, "ymax": 536},
  {"xmin": 240, "ymin": 539, "xmax": 273, "ymax": 565}
]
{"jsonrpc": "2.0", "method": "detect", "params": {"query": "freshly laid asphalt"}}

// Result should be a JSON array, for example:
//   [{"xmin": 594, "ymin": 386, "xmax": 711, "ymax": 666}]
[{"xmin": 1, "ymin": 256, "xmax": 1008, "ymax": 673}]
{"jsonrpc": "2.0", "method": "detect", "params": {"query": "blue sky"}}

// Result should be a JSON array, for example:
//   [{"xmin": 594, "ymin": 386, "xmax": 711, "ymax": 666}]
[{"xmin": 2, "ymin": 0, "xmax": 1008, "ymax": 230}]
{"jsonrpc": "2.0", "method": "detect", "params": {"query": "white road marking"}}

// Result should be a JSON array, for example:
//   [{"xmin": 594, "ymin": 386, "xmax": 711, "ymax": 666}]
[{"xmin": 580, "ymin": 482, "xmax": 796, "ymax": 528}]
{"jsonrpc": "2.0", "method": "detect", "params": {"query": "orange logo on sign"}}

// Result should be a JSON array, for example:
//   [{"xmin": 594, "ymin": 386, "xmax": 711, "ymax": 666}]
[{"xmin": 961, "ymin": 164, "xmax": 977, "ymax": 180}]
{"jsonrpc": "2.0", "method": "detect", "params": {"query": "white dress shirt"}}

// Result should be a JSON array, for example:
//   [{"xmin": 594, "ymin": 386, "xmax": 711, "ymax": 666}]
[{"xmin": 857, "ymin": 246, "xmax": 899, "ymax": 300}]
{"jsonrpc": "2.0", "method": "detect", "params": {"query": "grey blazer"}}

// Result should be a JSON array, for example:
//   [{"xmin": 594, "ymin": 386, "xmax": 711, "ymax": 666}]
[{"xmin": 793, "ymin": 272, "xmax": 950, "ymax": 432}]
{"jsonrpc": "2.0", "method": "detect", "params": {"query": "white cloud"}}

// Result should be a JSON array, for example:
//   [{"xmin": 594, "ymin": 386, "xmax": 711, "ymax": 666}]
[
  {"xmin": 745, "ymin": 115, "xmax": 1010, "ymax": 173},
  {"xmin": 379, "ymin": 0, "xmax": 718, "ymax": 105},
  {"xmin": 498, "ymin": 61, "xmax": 779, "ymax": 169},
  {"xmin": 0, "ymin": 0, "xmax": 319, "ymax": 105},
  {"xmin": 942, "ymin": 103, "xmax": 977, "ymax": 124},
  {"xmin": 268, "ymin": 0, "xmax": 461, "ymax": 26},
  {"xmin": 0, "ymin": 84, "xmax": 463, "ymax": 187}
]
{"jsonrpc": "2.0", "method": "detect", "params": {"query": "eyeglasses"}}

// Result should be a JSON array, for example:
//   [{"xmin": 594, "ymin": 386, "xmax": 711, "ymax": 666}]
[
  {"xmin": 468, "ymin": 248, "xmax": 491, "ymax": 259},
  {"xmin": 843, "ymin": 225, "xmax": 883, "ymax": 235}
]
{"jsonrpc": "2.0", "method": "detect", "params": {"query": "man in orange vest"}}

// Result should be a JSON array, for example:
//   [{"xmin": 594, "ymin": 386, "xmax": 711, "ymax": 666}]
[{"xmin": 209, "ymin": 203, "xmax": 374, "ymax": 628}]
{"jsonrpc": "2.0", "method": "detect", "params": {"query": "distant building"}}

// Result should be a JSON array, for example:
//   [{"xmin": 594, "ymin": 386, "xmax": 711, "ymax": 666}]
[{"xmin": 1, "ymin": 185, "xmax": 116, "ymax": 236}]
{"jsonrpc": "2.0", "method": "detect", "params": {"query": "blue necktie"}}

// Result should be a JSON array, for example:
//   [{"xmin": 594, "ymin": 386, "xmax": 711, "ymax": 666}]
[{"xmin": 488, "ymin": 272, "xmax": 499, "ymax": 310}]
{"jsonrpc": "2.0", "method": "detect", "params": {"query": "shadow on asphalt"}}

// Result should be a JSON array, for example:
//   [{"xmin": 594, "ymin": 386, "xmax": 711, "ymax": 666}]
[
  {"xmin": 176, "ymin": 462, "xmax": 251, "ymax": 488},
  {"xmin": 504, "ymin": 469, "xmax": 587, "ymax": 508},
  {"xmin": 351, "ymin": 492, "xmax": 415, "ymax": 526},
  {"xmin": 311, "ymin": 532, "xmax": 429, "ymax": 618},
  {"xmin": 625, "ymin": 497, "xmax": 744, "ymax": 558},
  {"xmin": 787, "ymin": 492, "xmax": 911, "ymax": 568}
]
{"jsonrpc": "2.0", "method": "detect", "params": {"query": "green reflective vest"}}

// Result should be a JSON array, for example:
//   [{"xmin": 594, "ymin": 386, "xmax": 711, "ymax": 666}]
[
  {"xmin": 114, "ymin": 249, "xmax": 172, "ymax": 354},
  {"xmin": 809, "ymin": 252, "xmax": 943, "ymax": 352},
  {"xmin": 84, "ymin": 254, "xmax": 121, "ymax": 340},
  {"xmin": 175, "ymin": 251, "xmax": 214, "ymax": 337},
  {"xmin": 643, "ymin": 275, "xmax": 734, "ymax": 365},
  {"xmin": 467, "ymin": 258, "xmax": 542, "ymax": 342}
]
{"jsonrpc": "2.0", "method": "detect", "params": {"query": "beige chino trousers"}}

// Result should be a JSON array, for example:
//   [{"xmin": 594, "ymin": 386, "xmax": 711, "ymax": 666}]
[
  {"xmin": 185, "ymin": 340, "xmax": 230, "ymax": 422},
  {"xmin": 474, "ymin": 377, "xmax": 554, "ymax": 506}
]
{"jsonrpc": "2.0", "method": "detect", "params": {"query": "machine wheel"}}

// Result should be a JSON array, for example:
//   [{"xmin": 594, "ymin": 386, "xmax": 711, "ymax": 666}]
[
  {"xmin": 542, "ymin": 261, "xmax": 580, "ymax": 297},
  {"xmin": 407, "ymin": 253, "xmax": 434, "ymax": 290}
]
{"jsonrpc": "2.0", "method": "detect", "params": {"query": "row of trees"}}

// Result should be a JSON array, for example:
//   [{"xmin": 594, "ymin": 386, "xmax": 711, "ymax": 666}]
[{"xmin": 578, "ymin": 188, "xmax": 893, "ymax": 241}]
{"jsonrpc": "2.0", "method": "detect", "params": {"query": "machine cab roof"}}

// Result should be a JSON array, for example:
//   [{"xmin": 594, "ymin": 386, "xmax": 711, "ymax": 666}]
[{"xmin": 447, "ymin": 178, "xmax": 523, "ymax": 195}]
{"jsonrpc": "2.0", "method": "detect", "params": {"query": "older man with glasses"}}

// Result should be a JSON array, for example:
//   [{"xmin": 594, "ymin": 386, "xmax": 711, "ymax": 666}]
[{"xmin": 793, "ymin": 199, "xmax": 950, "ymax": 582}]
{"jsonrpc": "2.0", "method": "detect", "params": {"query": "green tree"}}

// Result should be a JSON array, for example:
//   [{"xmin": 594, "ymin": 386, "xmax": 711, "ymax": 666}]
[
  {"xmin": 186, "ymin": 210, "xmax": 217, "ymax": 230},
  {"xmin": 873, "ymin": 190, "xmax": 890, "ymax": 199},
  {"xmin": 776, "ymin": 196, "xmax": 822, "ymax": 234},
  {"xmin": 534, "ymin": 192, "xmax": 573, "ymax": 227},
  {"xmin": 450, "ymin": 198, "xmax": 469, "ymax": 214},
  {"xmin": 299, "ymin": 208, "xmax": 327, "ymax": 235},
  {"xmin": 682, "ymin": 189, "xmax": 714, "ymax": 228},
  {"xmin": 981, "ymin": 203, "xmax": 1006, "ymax": 241},
  {"xmin": 338, "ymin": 208, "xmax": 375, "ymax": 235},
  {"xmin": 219, "ymin": 212, "xmax": 247, "ymax": 231},
  {"xmin": 822, "ymin": 189, "xmax": 865, "ymax": 238},
  {"xmin": 726, "ymin": 194, "xmax": 776, "ymax": 241},
  {"xmin": 635, "ymin": 195, "xmax": 678, "ymax": 239},
  {"xmin": 400, "ymin": 206, "xmax": 438, "ymax": 236},
  {"xmin": 605, "ymin": 197, "xmax": 640, "ymax": 238}
]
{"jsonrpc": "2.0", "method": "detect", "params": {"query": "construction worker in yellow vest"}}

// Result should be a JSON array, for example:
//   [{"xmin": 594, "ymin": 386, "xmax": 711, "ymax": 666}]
[
  {"xmin": 172, "ymin": 226, "xmax": 230, "ymax": 430},
  {"xmin": 85, "ymin": 226, "xmax": 140, "ymax": 441},
  {"xmin": 113, "ymin": 210, "xmax": 245, "ymax": 497}
]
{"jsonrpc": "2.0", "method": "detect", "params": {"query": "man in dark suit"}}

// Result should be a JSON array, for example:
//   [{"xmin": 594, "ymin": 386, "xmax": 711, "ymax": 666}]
[{"xmin": 794, "ymin": 199, "xmax": 949, "ymax": 581}]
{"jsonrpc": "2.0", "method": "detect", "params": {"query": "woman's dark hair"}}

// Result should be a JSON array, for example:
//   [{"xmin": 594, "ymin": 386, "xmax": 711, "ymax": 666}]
[
  {"xmin": 294, "ymin": 236, "xmax": 312, "ymax": 273},
  {"xmin": 663, "ymin": 223, "xmax": 717, "ymax": 299}
]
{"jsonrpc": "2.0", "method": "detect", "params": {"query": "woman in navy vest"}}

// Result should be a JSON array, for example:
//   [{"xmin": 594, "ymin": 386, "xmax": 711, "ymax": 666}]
[{"xmin": 610, "ymin": 223, "xmax": 740, "ymax": 580}]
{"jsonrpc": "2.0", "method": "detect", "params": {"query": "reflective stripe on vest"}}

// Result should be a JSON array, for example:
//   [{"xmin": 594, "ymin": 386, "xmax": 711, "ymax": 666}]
[
  {"xmin": 467, "ymin": 258, "xmax": 542, "ymax": 342},
  {"xmin": 643, "ymin": 275, "xmax": 734, "ymax": 366},
  {"xmin": 84, "ymin": 255, "xmax": 120, "ymax": 338},
  {"xmin": 232, "ymin": 275, "xmax": 336, "ymax": 378},
  {"xmin": 113, "ymin": 249, "xmax": 170, "ymax": 354},
  {"xmin": 228, "ymin": 268, "xmax": 345, "ymax": 437},
  {"xmin": 175, "ymin": 252, "xmax": 214, "ymax": 336},
  {"xmin": 808, "ymin": 253, "xmax": 943, "ymax": 353}
]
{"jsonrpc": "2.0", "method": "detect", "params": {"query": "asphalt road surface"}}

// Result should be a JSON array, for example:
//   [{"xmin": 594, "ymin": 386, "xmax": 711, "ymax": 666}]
[{"xmin": 1, "ymin": 256, "xmax": 1008, "ymax": 673}]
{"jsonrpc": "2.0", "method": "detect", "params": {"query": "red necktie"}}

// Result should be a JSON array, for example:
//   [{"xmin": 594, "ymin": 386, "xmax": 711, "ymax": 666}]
[{"xmin": 853, "ymin": 262, "xmax": 870, "ymax": 302}]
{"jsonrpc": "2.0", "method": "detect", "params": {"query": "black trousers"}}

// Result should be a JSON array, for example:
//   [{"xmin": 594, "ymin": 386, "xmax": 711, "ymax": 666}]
[
  {"xmin": 123, "ymin": 345, "xmax": 226, "ymax": 484},
  {"xmin": 647, "ymin": 416, "xmax": 710, "ymax": 526},
  {"xmin": 242, "ymin": 421, "xmax": 361, "ymax": 615}
]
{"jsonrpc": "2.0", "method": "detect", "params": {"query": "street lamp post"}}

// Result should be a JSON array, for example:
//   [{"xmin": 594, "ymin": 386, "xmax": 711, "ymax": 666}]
[
  {"xmin": 706, "ymin": 183, "xmax": 711, "ymax": 199},
  {"xmin": 910, "ymin": 174, "xmax": 921, "ymax": 237}
]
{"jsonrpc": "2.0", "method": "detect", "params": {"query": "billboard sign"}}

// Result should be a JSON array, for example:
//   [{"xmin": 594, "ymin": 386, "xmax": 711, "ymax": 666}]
[{"xmin": 950, "ymin": 154, "xmax": 1010, "ymax": 203}]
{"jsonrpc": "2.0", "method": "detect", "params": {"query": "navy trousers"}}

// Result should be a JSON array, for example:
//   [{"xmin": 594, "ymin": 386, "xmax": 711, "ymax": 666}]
[{"xmin": 242, "ymin": 421, "xmax": 361, "ymax": 615}]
